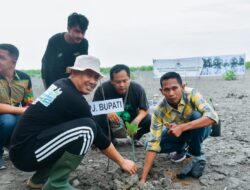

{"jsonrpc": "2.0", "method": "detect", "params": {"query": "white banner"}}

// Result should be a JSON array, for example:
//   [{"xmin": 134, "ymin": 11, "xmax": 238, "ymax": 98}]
[
  {"xmin": 90, "ymin": 98, "xmax": 124, "ymax": 116},
  {"xmin": 153, "ymin": 54, "xmax": 245, "ymax": 78},
  {"xmin": 153, "ymin": 57, "xmax": 203, "ymax": 78}
]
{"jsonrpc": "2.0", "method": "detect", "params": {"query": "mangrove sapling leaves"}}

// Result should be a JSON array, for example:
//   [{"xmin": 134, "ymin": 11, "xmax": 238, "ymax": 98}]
[{"xmin": 126, "ymin": 122, "xmax": 139, "ymax": 136}]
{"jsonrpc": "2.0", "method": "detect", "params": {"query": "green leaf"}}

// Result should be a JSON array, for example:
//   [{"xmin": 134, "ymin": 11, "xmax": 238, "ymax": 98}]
[{"xmin": 125, "ymin": 122, "xmax": 139, "ymax": 136}]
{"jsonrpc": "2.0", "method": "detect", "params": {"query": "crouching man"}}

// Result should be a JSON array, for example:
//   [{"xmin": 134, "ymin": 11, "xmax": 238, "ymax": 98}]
[
  {"xmin": 93, "ymin": 64, "xmax": 151, "ymax": 147},
  {"xmin": 9, "ymin": 55, "xmax": 137, "ymax": 190},
  {"xmin": 140, "ymin": 72, "xmax": 219, "ymax": 183}
]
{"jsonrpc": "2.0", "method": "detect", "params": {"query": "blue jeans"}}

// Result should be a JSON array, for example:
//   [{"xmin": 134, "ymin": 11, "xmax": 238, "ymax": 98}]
[
  {"xmin": 0, "ymin": 114, "xmax": 20, "ymax": 156},
  {"xmin": 160, "ymin": 111, "xmax": 211, "ymax": 156}
]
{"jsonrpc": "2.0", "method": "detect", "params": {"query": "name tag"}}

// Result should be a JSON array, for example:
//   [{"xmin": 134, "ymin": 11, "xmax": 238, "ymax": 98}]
[{"xmin": 90, "ymin": 98, "xmax": 124, "ymax": 116}]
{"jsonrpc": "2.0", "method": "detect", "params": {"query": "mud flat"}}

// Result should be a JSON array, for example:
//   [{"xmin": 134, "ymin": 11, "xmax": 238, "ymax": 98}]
[{"xmin": 1, "ymin": 70, "xmax": 250, "ymax": 190}]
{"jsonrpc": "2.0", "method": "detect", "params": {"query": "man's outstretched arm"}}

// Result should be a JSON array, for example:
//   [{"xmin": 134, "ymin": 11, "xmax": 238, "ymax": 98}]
[{"xmin": 140, "ymin": 151, "xmax": 157, "ymax": 183}]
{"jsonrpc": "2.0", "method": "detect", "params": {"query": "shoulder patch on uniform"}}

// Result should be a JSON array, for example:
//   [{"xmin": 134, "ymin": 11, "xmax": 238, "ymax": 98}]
[{"xmin": 35, "ymin": 84, "xmax": 62, "ymax": 107}]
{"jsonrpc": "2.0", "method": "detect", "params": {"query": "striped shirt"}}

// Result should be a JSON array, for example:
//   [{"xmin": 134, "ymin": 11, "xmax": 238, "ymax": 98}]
[{"xmin": 146, "ymin": 87, "xmax": 219, "ymax": 152}]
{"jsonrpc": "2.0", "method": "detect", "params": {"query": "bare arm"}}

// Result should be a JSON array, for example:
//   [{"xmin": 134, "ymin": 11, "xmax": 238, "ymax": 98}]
[
  {"xmin": 0, "ymin": 103, "xmax": 27, "ymax": 114},
  {"xmin": 131, "ymin": 109, "xmax": 148, "ymax": 125},
  {"xmin": 140, "ymin": 151, "xmax": 157, "ymax": 183},
  {"xmin": 101, "ymin": 143, "xmax": 137, "ymax": 175}
]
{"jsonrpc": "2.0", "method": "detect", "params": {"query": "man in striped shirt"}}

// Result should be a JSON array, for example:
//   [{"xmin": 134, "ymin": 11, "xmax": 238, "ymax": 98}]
[{"xmin": 140, "ymin": 72, "xmax": 219, "ymax": 183}]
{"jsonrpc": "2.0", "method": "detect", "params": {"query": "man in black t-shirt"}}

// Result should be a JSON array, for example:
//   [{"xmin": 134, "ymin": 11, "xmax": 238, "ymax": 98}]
[
  {"xmin": 41, "ymin": 12, "xmax": 89, "ymax": 89},
  {"xmin": 10, "ymin": 56, "xmax": 137, "ymax": 190},
  {"xmin": 93, "ymin": 64, "xmax": 151, "ymax": 146}
]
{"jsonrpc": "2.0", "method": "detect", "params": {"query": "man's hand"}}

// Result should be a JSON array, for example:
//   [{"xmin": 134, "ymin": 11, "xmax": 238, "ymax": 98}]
[
  {"xmin": 21, "ymin": 106, "xmax": 28, "ymax": 113},
  {"xmin": 119, "ymin": 159, "xmax": 138, "ymax": 175},
  {"xmin": 0, "ymin": 103, "xmax": 28, "ymax": 114},
  {"xmin": 168, "ymin": 124, "xmax": 184, "ymax": 137},
  {"xmin": 101, "ymin": 143, "xmax": 137, "ymax": 175},
  {"xmin": 139, "ymin": 178, "xmax": 146, "ymax": 183},
  {"xmin": 107, "ymin": 112, "xmax": 120, "ymax": 123}
]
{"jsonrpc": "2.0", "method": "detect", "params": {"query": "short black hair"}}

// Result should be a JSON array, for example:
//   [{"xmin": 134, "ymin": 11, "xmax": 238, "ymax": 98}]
[
  {"xmin": 160, "ymin": 72, "xmax": 183, "ymax": 87},
  {"xmin": 0, "ymin": 43, "xmax": 19, "ymax": 61},
  {"xmin": 110, "ymin": 64, "xmax": 130, "ymax": 80},
  {"xmin": 68, "ymin": 12, "xmax": 89, "ymax": 32}
]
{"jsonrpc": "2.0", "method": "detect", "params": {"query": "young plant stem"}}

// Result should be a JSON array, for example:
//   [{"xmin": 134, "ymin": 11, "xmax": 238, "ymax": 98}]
[{"xmin": 131, "ymin": 136, "xmax": 136, "ymax": 161}]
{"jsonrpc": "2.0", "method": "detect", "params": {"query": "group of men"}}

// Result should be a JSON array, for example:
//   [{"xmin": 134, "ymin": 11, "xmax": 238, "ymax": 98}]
[{"xmin": 0, "ymin": 12, "xmax": 219, "ymax": 190}]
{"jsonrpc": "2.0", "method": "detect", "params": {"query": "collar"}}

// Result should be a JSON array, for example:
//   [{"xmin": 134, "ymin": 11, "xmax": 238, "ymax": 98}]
[
  {"xmin": 0, "ymin": 70, "xmax": 20, "ymax": 81},
  {"xmin": 164, "ymin": 94, "xmax": 187, "ymax": 114},
  {"xmin": 14, "ymin": 71, "xmax": 20, "ymax": 80}
]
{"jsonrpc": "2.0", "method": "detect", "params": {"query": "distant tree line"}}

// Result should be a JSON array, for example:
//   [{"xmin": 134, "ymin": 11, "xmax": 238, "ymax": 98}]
[{"xmin": 21, "ymin": 65, "xmax": 154, "ymax": 78}]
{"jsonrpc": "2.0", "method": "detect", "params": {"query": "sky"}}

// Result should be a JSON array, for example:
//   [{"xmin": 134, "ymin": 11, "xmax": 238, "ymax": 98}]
[{"xmin": 1, "ymin": 0, "xmax": 250, "ymax": 69}]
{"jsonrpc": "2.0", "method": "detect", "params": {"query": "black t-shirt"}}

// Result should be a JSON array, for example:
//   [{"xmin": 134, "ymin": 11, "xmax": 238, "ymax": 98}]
[
  {"xmin": 93, "ymin": 81, "xmax": 149, "ymax": 123},
  {"xmin": 11, "ymin": 78, "xmax": 110, "ymax": 150},
  {"xmin": 41, "ymin": 32, "xmax": 88, "ymax": 87}
]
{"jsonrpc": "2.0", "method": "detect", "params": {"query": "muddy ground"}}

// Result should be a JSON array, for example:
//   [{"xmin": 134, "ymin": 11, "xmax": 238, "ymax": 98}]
[{"xmin": 1, "ymin": 70, "xmax": 250, "ymax": 190}]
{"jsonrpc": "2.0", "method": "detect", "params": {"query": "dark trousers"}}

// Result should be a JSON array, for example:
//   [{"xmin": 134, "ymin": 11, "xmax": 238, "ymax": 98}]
[
  {"xmin": 0, "ymin": 114, "xmax": 20, "ymax": 156},
  {"xmin": 10, "ymin": 118, "xmax": 97, "ymax": 172},
  {"xmin": 160, "ymin": 111, "xmax": 211, "ymax": 156}
]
